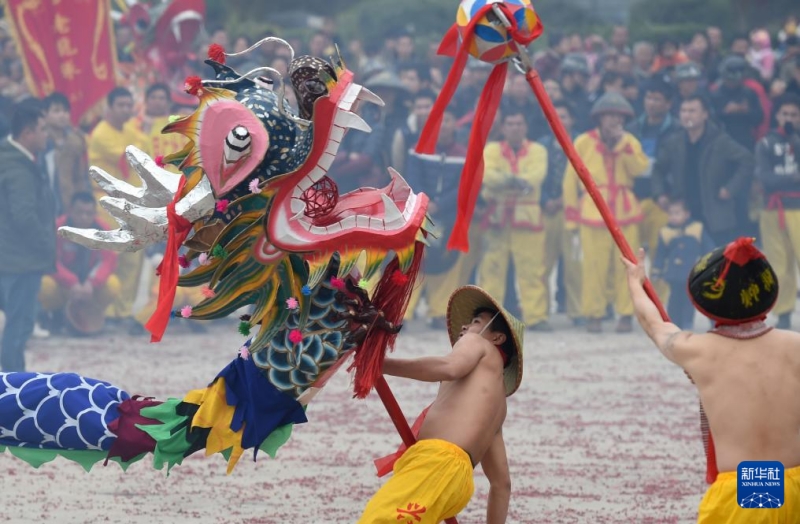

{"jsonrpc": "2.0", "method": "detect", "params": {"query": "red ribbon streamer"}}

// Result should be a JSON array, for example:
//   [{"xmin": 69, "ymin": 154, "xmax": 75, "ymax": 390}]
[
  {"xmin": 145, "ymin": 176, "xmax": 192, "ymax": 342},
  {"xmin": 447, "ymin": 61, "xmax": 507, "ymax": 251}
]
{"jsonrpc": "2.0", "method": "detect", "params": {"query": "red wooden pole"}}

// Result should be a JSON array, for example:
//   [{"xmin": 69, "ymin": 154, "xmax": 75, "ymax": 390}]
[
  {"xmin": 374, "ymin": 376, "xmax": 459, "ymax": 524},
  {"xmin": 516, "ymin": 48, "xmax": 718, "ymax": 482},
  {"xmin": 523, "ymin": 67, "xmax": 669, "ymax": 321}
]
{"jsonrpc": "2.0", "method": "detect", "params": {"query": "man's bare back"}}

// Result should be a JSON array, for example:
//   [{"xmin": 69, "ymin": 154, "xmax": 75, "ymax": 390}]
[
  {"xmin": 677, "ymin": 328, "xmax": 800, "ymax": 472},
  {"xmin": 418, "ymin": 333, "xmax": 508, "ymax": 465}
]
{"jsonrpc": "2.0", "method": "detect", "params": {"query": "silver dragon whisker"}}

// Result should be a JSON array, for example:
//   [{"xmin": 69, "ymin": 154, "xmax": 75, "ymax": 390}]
[{"xmin": 224, "ymin": 36, "xmax": 295, "ymax": 64}]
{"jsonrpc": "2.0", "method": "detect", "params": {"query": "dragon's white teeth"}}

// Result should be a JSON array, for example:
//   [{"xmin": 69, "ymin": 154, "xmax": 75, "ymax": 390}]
[
  {"xmin": 380, "ymin": 193, "xmax": 403, "ymax": 225},
  {"xmin": 355, "ymin": 215, "xmax": 370, "ymax": 228},
  {"xmin": 290, "ymin": 203, "xmax": 307, "ymax": 221},
  {"xmin": 340, "ymin": 85, "xmax": 360, "ymax": 110},
  {"xmin": 324, "ymin": 139, "xmax": 339, "ymax": 156},
  {"xmin": 330, "ymin": 125, "xmax": 345, "ymax": 142},
  {"xmin": 171, "ymin": 21, "xmax": 182, "ymax": 43},
  {"xmin": 290, "ymin": 197, "xmax": 305, "ymax": 214},
  {"xmin": 318, "ymin": 153, "xmax": 335, "ymax": 171},
  {"xmin": 340, "ymin": 216, "xmax": 356, "ymax": 229},
  {"xmin": 333, "ymin": 110, "xmax": 371, "ymax": 133},
  {"xmin": 369, "ymin": 217, "xmax": 386, "ymax": 231},
  {"xmin": 387, "ymin": 167, "xmax": 410, "ymax": 192},
  {"xmin": 297, "ymin": 175, "xmax": 315, "ymax": 192},
  {"xmin": 308, "ymin": 166, "xmax": 326, "ymax": 183},
  {"xmin": 402, "ymin": 193, "xmax": 418, "ymax": 220},
  {"xmin": 356, "ymin": 87, "xmax": 384, "ymax": 107}
]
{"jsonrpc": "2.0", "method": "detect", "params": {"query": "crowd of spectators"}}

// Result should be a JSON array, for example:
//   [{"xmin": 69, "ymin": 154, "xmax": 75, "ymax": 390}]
[{"xmin": 2, "ymin": 12, "xmax": 800, "ymax": 372}]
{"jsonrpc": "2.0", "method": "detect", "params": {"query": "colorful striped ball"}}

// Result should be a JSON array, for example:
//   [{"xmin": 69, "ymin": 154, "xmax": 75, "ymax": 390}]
[{"xmin": 456, "ymin": 0, "xmax": 541, "ymax": 64}]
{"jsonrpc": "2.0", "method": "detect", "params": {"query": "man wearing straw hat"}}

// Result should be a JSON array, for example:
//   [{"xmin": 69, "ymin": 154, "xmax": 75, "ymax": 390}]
[
  {"xmin": 622, "ymin": 239, "xmax": 800, "ymax": 522},
  {"xmin": 359, "ymin": 285, "xmax": 525, "ymax": 524}
]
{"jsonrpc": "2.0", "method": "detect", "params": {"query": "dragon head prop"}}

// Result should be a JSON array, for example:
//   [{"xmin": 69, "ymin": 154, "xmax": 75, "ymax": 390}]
[
  {"xmin": 168, "ymin": 50, "xmax": 428, "ymax": 260},
  {"xmin": 61, "ymin": 38, "xmax": 431, "ymax": 398}
]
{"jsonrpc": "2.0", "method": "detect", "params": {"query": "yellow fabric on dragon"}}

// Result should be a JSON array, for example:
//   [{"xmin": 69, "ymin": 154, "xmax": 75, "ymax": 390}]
[{"xmin": 182, "ymin": 377, "xmax": 244, "ymax": 474}]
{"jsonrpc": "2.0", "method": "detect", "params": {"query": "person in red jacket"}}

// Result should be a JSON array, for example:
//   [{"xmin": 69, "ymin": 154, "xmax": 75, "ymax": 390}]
[{"xmin": 38, "ymin": 192, "xmax": 120, "ymax": 335}]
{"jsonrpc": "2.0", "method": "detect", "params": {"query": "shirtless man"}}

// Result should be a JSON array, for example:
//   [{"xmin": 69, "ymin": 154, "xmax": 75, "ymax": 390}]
[
  {"xmin": 358, "ymin": 285, "xmax": 525, "ymax": 524},
  {"xmin": 622, "ymin": 238, "xmax": 800, "ymax": 523}
]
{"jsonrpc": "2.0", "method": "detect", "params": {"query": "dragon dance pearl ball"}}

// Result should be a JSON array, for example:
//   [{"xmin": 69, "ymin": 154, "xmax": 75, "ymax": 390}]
[{"xmin": 456, "ymin": 0, "xmax": 541, "ymax": 64}]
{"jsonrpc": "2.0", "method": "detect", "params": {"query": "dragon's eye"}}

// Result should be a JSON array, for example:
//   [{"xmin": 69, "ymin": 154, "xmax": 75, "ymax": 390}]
[
  {"xmin": 224, "ymin": 126, "xmax": 251, "ymax": 163},
  {"xmin": 304, "ymin": 79, "xmax": 326, "ymax": 95}
]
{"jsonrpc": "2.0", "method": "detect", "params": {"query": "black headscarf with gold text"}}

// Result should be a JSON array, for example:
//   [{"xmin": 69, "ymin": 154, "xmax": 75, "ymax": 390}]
[{"xmin": 687, "ymin": 238, "xmax": 778, "ymax": 326}]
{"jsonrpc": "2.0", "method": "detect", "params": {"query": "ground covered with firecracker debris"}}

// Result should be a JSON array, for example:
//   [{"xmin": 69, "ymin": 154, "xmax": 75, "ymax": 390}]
[{"xmin": 0, "ymin": 316, "xmax": 707, "ymax": 523}]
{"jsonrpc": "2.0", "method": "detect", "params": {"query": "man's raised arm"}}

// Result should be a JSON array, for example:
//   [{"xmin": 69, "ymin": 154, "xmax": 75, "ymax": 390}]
[
  {"xmin": 621, "ymin": 248, "xmax": 697, "ymax": 367},
  {"xmin": 382, "ymin": 333, "xmax": 485, "ymax": 382}
]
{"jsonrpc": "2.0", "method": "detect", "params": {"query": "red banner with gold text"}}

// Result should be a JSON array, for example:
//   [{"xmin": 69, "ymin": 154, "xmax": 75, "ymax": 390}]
[{"xmin": 6, "ymin": 0, "xmax": 117, "ymax": 124}]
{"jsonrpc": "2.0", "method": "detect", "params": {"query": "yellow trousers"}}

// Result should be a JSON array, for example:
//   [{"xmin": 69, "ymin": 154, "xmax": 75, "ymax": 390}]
[
  {"xmin": 580, "ymin": 223, "xmax": 639, "ymax": 318},
  {"xmin": 358, "ymin": 439, "xmax": 474, "ymax": 524},
  {"xmin": 106, "ymin": 250, "xmax": 145, "ymax": 319},
  {"xmin": 407, "ymin": 231, "xmax": 483, "ymax": 321},
  {"xmin": 760, "ymin": 210, "xmax": 800, "ymax": 316},
  {"xmin": 639, "ymin": 198, "xmax": 668, "ymax": 257},
  {"xmin": 478, "ymin": 227, "xmax": 548, "ymax": 325},
  {"xmin": 544, "ymin": 211, "xmax": 582, "ymax": 319},
  {"xmin": 39, "ymin": 275, "xmax": 121, "ymax": 312},
  {"xmin": 698, "ymin": 466, "xmax": 800, "ymax": 523}
]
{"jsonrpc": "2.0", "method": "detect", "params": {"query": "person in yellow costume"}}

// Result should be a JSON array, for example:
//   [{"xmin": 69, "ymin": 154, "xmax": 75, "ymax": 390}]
[
  {"xmin": 88, "ymin": 87, "xmax": 152, "ymax": 328},
  {"xmin": 477, "ymin": 111, "xmax": 551, "ymax": 331},
  {"xmin": 359, "ymin": 285, "xmax": 524, "ymax": 523},
  {"xmin": 132, "ymin": 83, "xmax": 191, "ymax": 173},
  {"xmin": 623, "ymin": 239, "xmax": 800, "ymax": 524},
  {"xmin": 755, "ymin": 94, "xmax": 800, "ymax": 330},
  {"xmin": 563, "ymin": 92, "xmax": 649, "ymax": 333}
]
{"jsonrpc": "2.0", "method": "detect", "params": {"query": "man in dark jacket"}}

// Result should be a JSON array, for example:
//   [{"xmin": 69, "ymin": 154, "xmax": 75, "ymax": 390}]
[
  {"xmin": 652, "ymin": 95, "xmax": 754, "ymax": 247},
  {"xmin": 0, "ymin": 102, "xmax": 56, "ymax": 371},
  {"xmin": 756, "ymin": 94, "xmax": 800, "ymax": 329}
]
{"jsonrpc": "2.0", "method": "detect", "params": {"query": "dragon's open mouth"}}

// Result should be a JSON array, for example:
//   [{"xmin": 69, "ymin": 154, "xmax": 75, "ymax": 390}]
[{"xmin": 268, "ymin": 79, "xmax": 427, "ymax": 253}]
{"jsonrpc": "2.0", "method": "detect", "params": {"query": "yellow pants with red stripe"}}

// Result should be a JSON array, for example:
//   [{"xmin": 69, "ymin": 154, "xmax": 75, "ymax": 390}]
[
  {"xmin": 698, "ymin": 466, "xmax": 800, "ymax": 523},
  {"xmin": 358, "ymin": 439, "xmax": 474, "ymax": 524},
  {"xmin": 759, "ymin": 209, "xmax": 800, "ymax": 316},
  {"xmin": 477, "ymin": 226, "xmax": 548, "ymax": 325},
  {"xmin": 579, "ymin": 223, "xmax": 639, "ymax": 318}
]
